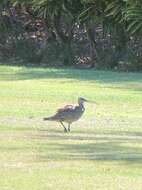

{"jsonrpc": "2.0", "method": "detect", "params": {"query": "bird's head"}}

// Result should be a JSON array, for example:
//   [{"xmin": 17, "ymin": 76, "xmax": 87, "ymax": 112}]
[
  {"xmin": 78, "ymin": 97, "xmax": 88, "ymax": 105},
  {"xmin": 78, "ymin": 97, "xmax": 98, "ymax": 105}
]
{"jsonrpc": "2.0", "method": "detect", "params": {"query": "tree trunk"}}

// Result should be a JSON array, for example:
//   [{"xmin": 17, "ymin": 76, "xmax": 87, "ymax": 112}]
[
  {"xmin": 111, "ymin": 25, "xmax": 128, "ymax": 68},
  {"xmin": 86, "ymin": 26, "xmax": 101, "ymax": 68},
  {"xmin": 53, "ymin": 14, "xmax": 74, "ymax": 65},
  {"xmin": 62, "ymin": 40, "xmax": 74, "ymax": 65}
]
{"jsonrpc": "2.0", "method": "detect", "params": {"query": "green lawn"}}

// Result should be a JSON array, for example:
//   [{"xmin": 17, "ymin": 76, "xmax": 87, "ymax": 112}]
[{"xmin": 0, "ymin": 65, "xmax": 142, "ymax": 190}]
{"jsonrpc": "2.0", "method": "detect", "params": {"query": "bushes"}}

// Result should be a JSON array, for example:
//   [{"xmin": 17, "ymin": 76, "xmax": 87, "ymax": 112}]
[{"xmin": 0, "ymin": 0, "xmax": 142, "ymax": 71}]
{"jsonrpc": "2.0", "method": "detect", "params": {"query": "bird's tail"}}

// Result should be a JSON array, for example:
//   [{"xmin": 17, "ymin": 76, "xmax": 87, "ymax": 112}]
[{"xmin": 43, "ymin": 116, "xmax": 56, "ymax": 121}]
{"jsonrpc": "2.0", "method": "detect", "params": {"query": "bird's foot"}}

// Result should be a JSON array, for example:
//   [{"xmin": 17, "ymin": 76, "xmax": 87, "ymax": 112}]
[
  {"xmin": 68, "ymin": 124, "xmax": 71, "ymax": 132},
  {"xmin": 64, "ymin": 128, "xmax": 68, "ymax": 133}
]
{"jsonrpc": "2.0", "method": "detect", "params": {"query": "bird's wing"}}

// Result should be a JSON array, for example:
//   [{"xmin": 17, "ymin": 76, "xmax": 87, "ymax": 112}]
[
  {"xmin": 57, "ymin": 105, "xmax": 75, "ymax": 113},
  {"xmin": 51, "ymin": 105, "xmax": 80, "ymax": 121}
]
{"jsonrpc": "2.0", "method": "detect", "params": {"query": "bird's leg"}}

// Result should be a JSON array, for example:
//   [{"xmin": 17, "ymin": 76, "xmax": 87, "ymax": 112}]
[
  {"xmin": 68, "ymin": 123, "xmax": 71, "ymax": 132},
  {"xmin": 60, "ymin": 121, "xmax": 67, "ymax": 132}
]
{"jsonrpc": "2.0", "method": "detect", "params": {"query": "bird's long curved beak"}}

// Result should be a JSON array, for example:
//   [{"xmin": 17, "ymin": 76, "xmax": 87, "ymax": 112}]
[{"xmin": 87, "ymin": 100, "xmax": 98, "ymax": 105}]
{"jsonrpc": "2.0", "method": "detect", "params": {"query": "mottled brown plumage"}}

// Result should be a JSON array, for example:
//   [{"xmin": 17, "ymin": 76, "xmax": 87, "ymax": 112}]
[{"xmin": 44, "ymin": 97, "xmax": 88, "ymax": 132}]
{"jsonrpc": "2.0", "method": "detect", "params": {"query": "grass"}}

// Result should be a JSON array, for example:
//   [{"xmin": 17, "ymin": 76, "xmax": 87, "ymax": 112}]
[{"xmin": 0, "ymin": 65, "xmax": 142, "ymax": 190}]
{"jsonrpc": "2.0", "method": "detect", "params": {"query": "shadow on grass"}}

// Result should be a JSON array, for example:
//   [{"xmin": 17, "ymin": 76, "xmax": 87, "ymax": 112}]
[
  {"xmin": 0, "ymin": 127, "xmax": 141, "ymax": 164},
  {"xmin": 35, "ymin": 130, "xmax": 142, "ymax": 164},
  {"xmin": 1, "ymin": 66, "xmax": 142, "ymax": 85},
  {"xmin": 38, "ymin": 128, "xmax": 142, "ymax": 139}
]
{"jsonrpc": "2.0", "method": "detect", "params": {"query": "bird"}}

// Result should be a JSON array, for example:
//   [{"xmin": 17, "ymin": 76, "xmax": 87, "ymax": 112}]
[{"xmin": 43, "ymin": 97, "xmax": 93, "ymax": 132}]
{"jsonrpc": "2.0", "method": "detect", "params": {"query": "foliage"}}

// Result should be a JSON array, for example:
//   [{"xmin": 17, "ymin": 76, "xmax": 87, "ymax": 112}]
[
  {"xmin": 0, "ymin": 0, "xmax": 142, "ymax": 70},
  {"xmin": 105, "ymin": 0, "xmax": 142, "ymax": 35}
]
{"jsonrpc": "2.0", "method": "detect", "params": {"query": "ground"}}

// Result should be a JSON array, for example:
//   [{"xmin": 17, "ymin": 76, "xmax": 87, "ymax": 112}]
[{"xmin": 0, "ymin": 65, "xmax": 142, "ymax": 190}]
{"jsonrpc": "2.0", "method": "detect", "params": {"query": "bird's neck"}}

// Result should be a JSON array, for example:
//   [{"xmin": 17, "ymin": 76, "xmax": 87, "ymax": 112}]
[{"xmin": 79, "ymin": 102, "xmax": 85, "ymax": 111}]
